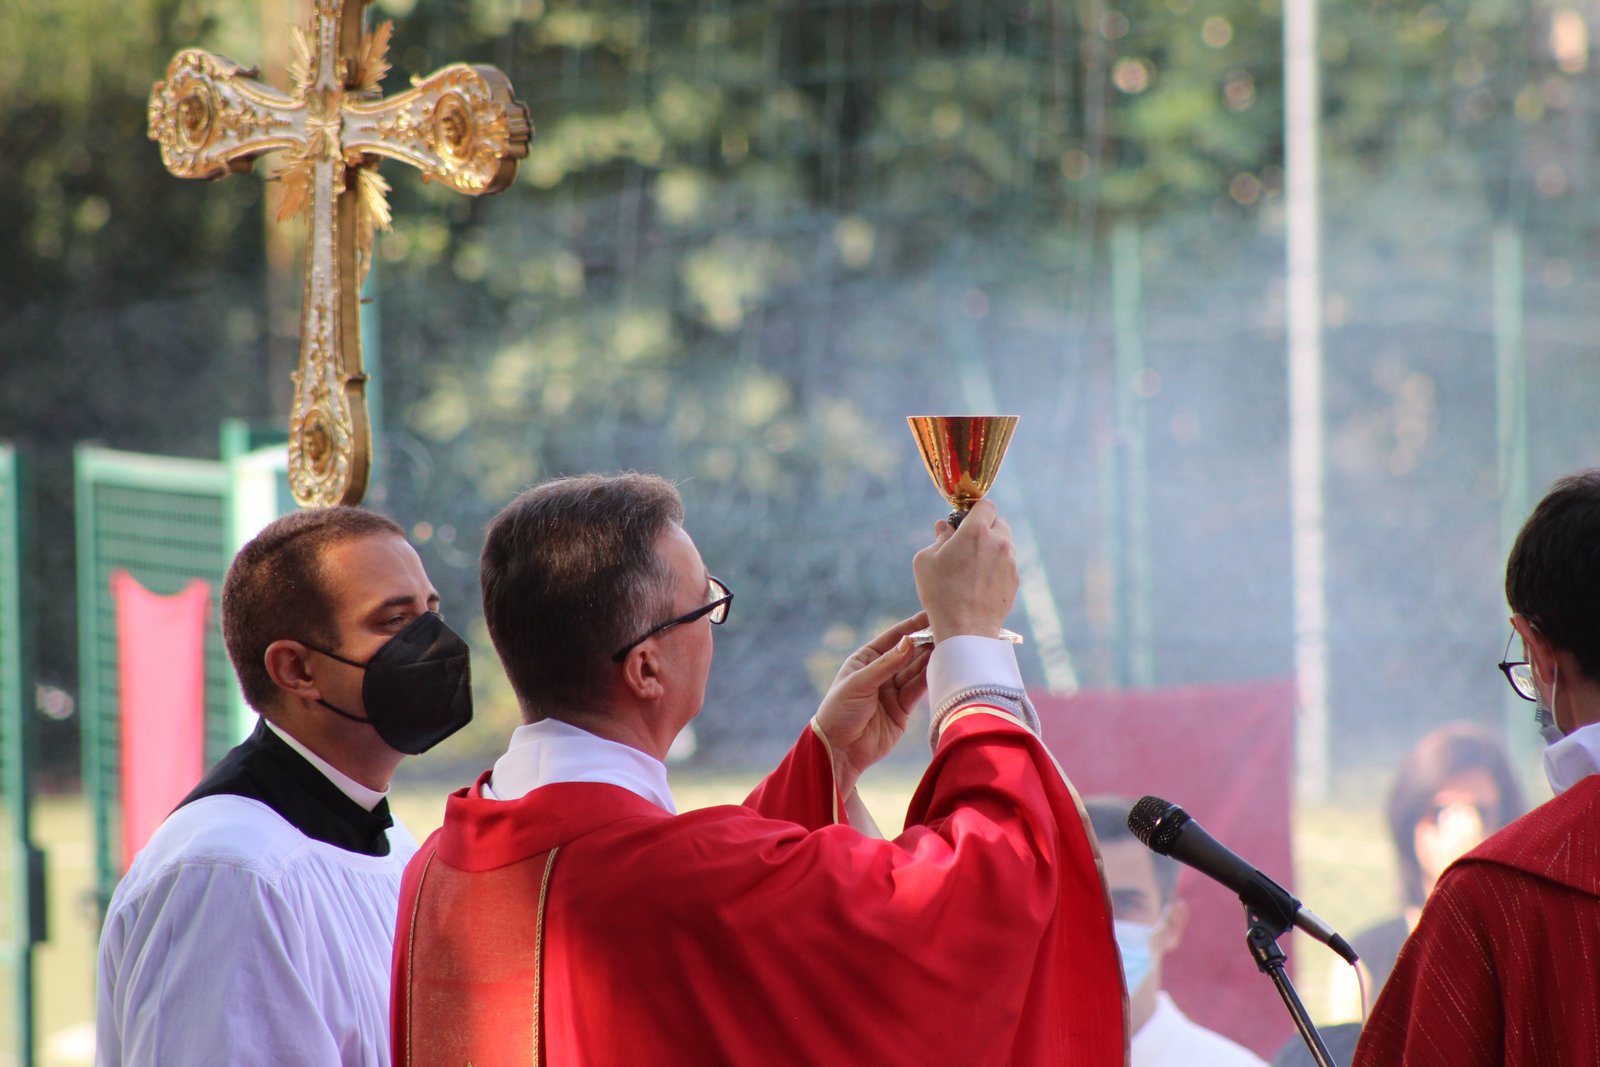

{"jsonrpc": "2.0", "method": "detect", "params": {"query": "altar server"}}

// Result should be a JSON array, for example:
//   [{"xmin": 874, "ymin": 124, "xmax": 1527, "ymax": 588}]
[{"xmin": 97, "ymin": 507, "xmax": 472, "ymax": 1066}]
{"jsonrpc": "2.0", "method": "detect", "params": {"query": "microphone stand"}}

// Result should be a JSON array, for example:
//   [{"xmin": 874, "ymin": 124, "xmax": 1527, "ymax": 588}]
[{"xmin": 1243, "ymin": 905, "xmax": 1336, "ymax": 1067}]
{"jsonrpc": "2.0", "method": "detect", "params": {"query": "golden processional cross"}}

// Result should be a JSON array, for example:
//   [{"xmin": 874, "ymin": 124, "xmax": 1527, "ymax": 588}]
[{"xmin": 148, "ymin": 0, "xmax": 532, "ymax": 506}]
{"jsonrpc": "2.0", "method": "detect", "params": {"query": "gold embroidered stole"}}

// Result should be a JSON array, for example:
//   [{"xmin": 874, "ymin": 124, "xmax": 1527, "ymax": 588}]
[{"xmin": 401, "ymin": 846, "xmax": 561, "ymax": 1066}]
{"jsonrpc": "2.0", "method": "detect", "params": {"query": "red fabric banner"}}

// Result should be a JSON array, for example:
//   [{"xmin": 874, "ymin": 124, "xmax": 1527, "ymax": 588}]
[
  {"xmin": 1035, "ymin": 677, "xmax": 1298, "ymax": 1059},
  {"xmin": 113, "ymin": 570, "xmax": 210, "ymax": 871}
]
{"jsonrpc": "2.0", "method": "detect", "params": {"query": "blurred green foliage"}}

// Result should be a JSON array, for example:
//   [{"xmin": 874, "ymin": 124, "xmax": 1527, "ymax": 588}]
[{"xmin": 5, "ymin": 0, "xmax": 1600, "ymax": 769}]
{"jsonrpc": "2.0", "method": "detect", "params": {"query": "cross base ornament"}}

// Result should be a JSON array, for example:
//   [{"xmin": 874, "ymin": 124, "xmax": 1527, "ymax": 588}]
[{"xmin": 149, "ymin": 0, "xmax": 532, "ymax": 506}]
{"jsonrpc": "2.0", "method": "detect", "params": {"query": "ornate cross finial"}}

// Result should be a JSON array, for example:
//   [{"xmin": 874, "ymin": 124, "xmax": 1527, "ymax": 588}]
[{"xmin": 149, "ymin": 0, "xmax": 532, "ymax": 506}]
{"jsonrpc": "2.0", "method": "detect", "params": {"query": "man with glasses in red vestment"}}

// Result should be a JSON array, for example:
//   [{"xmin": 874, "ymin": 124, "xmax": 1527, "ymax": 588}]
[
  {"xmin": 1355, "ymin": 469, "xmax": 1600, "ymax": 1066},
  {"xmin": 391, "ymin": 472, "xmax": 1126, "ymax": 1066}
]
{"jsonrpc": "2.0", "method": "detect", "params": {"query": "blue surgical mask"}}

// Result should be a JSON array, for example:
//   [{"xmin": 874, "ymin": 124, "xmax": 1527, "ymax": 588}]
[
  {"xmin": 1537, "ymin": 664, "xmax": 1591, "ymax": 794},
  {"xmin": 1114, "ymin": 919, "xmax": 1156, "ymax": 993},
  {"xmin": 1536, "ymin": 663, "xmax": 1564, "ymax": 748}
]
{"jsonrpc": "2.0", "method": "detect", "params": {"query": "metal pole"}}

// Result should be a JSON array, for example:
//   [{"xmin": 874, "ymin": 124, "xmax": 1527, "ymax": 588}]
[
  {"xmin": 361, "ymin": 258, "xmax": 383, "ymax": 488},
  {"xmin": 1112, "ymin": 221, "xmax": 1154, "ymax": 687},
  {"xmin": 1100, "ymin": 414, "xmax": 1126, "ymax": 686},
  {"xmin": 0, "ymin": 445, "xmax": 40, "ymax": 1066},
  {"xmin": 1286, "ymin": 0, "xmax": 1329, "ymax": 803},
  {"xmin": 1494, "ymin": 224, "xmax": 1531, "ymax": 757}
]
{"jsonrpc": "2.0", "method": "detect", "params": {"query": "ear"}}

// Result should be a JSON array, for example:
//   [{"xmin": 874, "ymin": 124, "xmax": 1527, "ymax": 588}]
[
  {"xmin": 264, "ymin": 640, "xmax": 322, "ymax": 702},
  {"xmin": 1154, "ymin": 897, "xmax": 1189, "ymax": 955},
  {"xmin": 1512, "ymin": 614, "xmax": 1558, "ymax": 685},
  {"xmin": 619, "ymin": 644, "xmax": 666, "ymax": 702}
]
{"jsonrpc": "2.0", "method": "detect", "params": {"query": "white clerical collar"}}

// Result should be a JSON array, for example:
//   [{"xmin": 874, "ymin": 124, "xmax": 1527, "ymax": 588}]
[
  {"xmin": 1544, "ymin": 719, "xmax": 1600, "ymax": 795},
  {"xmin": 484, "ymin": 717, "xmax": 677, "ymax": 813},
  {"xmin": 263, "ymin": 718, "xmax": 388, "ymax": 812}
]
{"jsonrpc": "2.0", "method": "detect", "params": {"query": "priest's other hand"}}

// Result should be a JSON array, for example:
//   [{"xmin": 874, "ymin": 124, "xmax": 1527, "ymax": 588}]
[
  {"xmin": 814, "ymin": 613, "xmax": 932, "ymax": 798},
  {"xmin": 912, "ymin": 499, "xmax": 1018, "ymax": 642}
]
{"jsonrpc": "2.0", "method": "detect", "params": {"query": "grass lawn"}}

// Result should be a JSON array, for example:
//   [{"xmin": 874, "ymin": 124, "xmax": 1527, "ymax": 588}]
[{"xmin": 21, "ymin": 768, "xmax": 1400, "ymax": 1066}]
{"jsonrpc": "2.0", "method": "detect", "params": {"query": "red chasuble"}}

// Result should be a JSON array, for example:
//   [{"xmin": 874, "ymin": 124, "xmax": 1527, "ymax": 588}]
[
  {"xmin": 392, "ymin": 708, "xmax": 1127, "ymax": 1066},
  {"xmin": 1353, "ymin": 774, "xmax": 1600, "ymax": 1067}
]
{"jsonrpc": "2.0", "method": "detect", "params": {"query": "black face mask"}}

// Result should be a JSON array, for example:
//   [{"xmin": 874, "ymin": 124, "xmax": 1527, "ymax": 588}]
[{"xmin": 307, "ymin": 612, "xmax": 474, "ymax": 755}]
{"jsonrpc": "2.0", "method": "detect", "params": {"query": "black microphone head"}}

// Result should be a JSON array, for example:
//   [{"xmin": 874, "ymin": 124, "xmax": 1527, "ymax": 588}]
[{"xmin": 1126, "ymin": 795, "xmax": 1190, "ymax": 856}]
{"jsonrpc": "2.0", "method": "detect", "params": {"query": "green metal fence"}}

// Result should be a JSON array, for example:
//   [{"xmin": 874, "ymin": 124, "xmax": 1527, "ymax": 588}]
[
  {"xmin": 0, "ymin": 444, "xmax": 43, "ymax": 1067},
  {"xmin": 74, "ymin": 438, "xmax": 291, "ymax": 923},
  {"xmin": 73, "ymin": 446, "xmax": 236, "ymax": 917}
]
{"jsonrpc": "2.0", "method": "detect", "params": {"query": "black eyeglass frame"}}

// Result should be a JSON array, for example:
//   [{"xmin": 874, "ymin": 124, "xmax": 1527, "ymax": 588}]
[
  {"xmin": 611, "ymin": 576, "xmax": 733, "ymax": 662},
  {"xmin": 1497, "ymin": 628, "xmax": 1538, "ymax": 703}
]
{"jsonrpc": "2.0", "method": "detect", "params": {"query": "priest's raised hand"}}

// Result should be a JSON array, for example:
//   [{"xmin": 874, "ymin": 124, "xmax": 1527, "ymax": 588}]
[
  {"xmin": 913, "ymin": 497, "xmax": 1019, "ymax": 644},
  {"xmin": 812, "ymin": 612, "xmax": 931, "ymax": 800}
]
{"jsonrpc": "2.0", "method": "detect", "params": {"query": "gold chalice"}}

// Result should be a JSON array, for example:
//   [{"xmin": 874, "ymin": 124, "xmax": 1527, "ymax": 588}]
[{"xmin": 906, "ymin": 415, "xmax": 1023, "ymax": 646}]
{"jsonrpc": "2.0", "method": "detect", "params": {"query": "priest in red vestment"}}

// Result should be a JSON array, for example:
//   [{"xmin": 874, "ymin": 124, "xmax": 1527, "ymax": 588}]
[
  {"xmin": 1354, "ymin": 469, "xmax": 1600, "ymax": 1067},
  {"xmin": 392, "ymin": 474, "xmax": 1127, "ymax": 1067}
]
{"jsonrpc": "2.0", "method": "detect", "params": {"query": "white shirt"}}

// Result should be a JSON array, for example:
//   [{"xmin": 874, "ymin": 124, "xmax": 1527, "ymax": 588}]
[
  {"xmin": 1543, "ymin": 719, "xmax": 1600, "ymax": 795},
  {"xmin": 486, "ymin": 717, "xmax": 677, "ymax": 810},
  {"xmin": 484, "ymin": 636, "xmax": 1025, "ymax": 807},
  {"xmin": 1133, "ymin": 992, "xmax": 1267, "ymax": 1067},
  {"xmin": 265, "ymin": 718, "xmax": 387, "ymax": 811},
  {"xmin": 96, "ymin": 766, "xmax": 416, "ymax": 1066}
]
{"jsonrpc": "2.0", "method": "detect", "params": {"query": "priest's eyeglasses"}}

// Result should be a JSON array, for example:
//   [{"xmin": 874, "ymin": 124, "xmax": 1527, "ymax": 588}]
[
  {"xmin": 612, "ymin": 577, "xmax": 733, "ymax": 662},
  {"xmin": 1497, "ymin": 629, "xmax": 1538, "ymax": 702}
]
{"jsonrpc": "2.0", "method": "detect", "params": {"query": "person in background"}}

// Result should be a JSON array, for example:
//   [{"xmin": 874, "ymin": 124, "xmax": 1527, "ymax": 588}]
[
  {"xmin": 97, "ymin": 507, "xmax": 473, "ymax": 1067},
  {"xmin": 1084, "ymin": 796, "xmax": 1267, "ymax": 1067},
  {"xmin": 1355, "ymin": 469, "xmax": 1600, "ymax": 1065},
  {"xmin": 1324, "ymin": 722, "xmax": 1523, "ymax": 1022}
]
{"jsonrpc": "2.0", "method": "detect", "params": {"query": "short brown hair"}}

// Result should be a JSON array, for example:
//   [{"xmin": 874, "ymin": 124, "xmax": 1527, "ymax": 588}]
[
  {"xmin": 481, "ymin": 473, "xmax": 684, "ymax": 720},
  {"xmin": 222, "ymin": 507, "xmax": 406, "ymax": 713},
  {"xmin": 1506, "ymin": 468, "xmax": 1600, "ymax": 681}
]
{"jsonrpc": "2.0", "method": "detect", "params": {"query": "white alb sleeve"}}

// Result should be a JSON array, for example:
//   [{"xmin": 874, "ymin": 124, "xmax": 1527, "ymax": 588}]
[
  {"xmin": 925, "ymin": 635, "xmax": 1039, "ymax": 748},
  {"xmin": 96, "ymin": 862, "xmax": 345, "ymax": 1067}
]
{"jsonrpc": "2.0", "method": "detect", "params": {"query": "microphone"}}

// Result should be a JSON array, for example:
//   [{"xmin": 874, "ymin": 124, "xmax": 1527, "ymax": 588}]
[{"xmin": 1126, "ymin": 795, "xmax": 1358, "ymax": 965}]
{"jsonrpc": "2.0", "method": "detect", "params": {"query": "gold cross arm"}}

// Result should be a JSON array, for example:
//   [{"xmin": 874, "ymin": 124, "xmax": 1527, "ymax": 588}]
[
  {"xmin": 147, "ymin": 50, "xmax": 302, "ymax": 180},
  {"xmin": 345, "ymin": 66, "xmax": 530, "ymax": 197},
  {"xmin": 147, "ymin": 0, "xmax": 533, "ymax": 507}
]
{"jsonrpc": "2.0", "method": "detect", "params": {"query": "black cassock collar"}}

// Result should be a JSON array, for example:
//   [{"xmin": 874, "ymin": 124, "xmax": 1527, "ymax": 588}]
[{"xmin": 179, "ymin": 719, "xmax": 395, "ymax": 857}]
